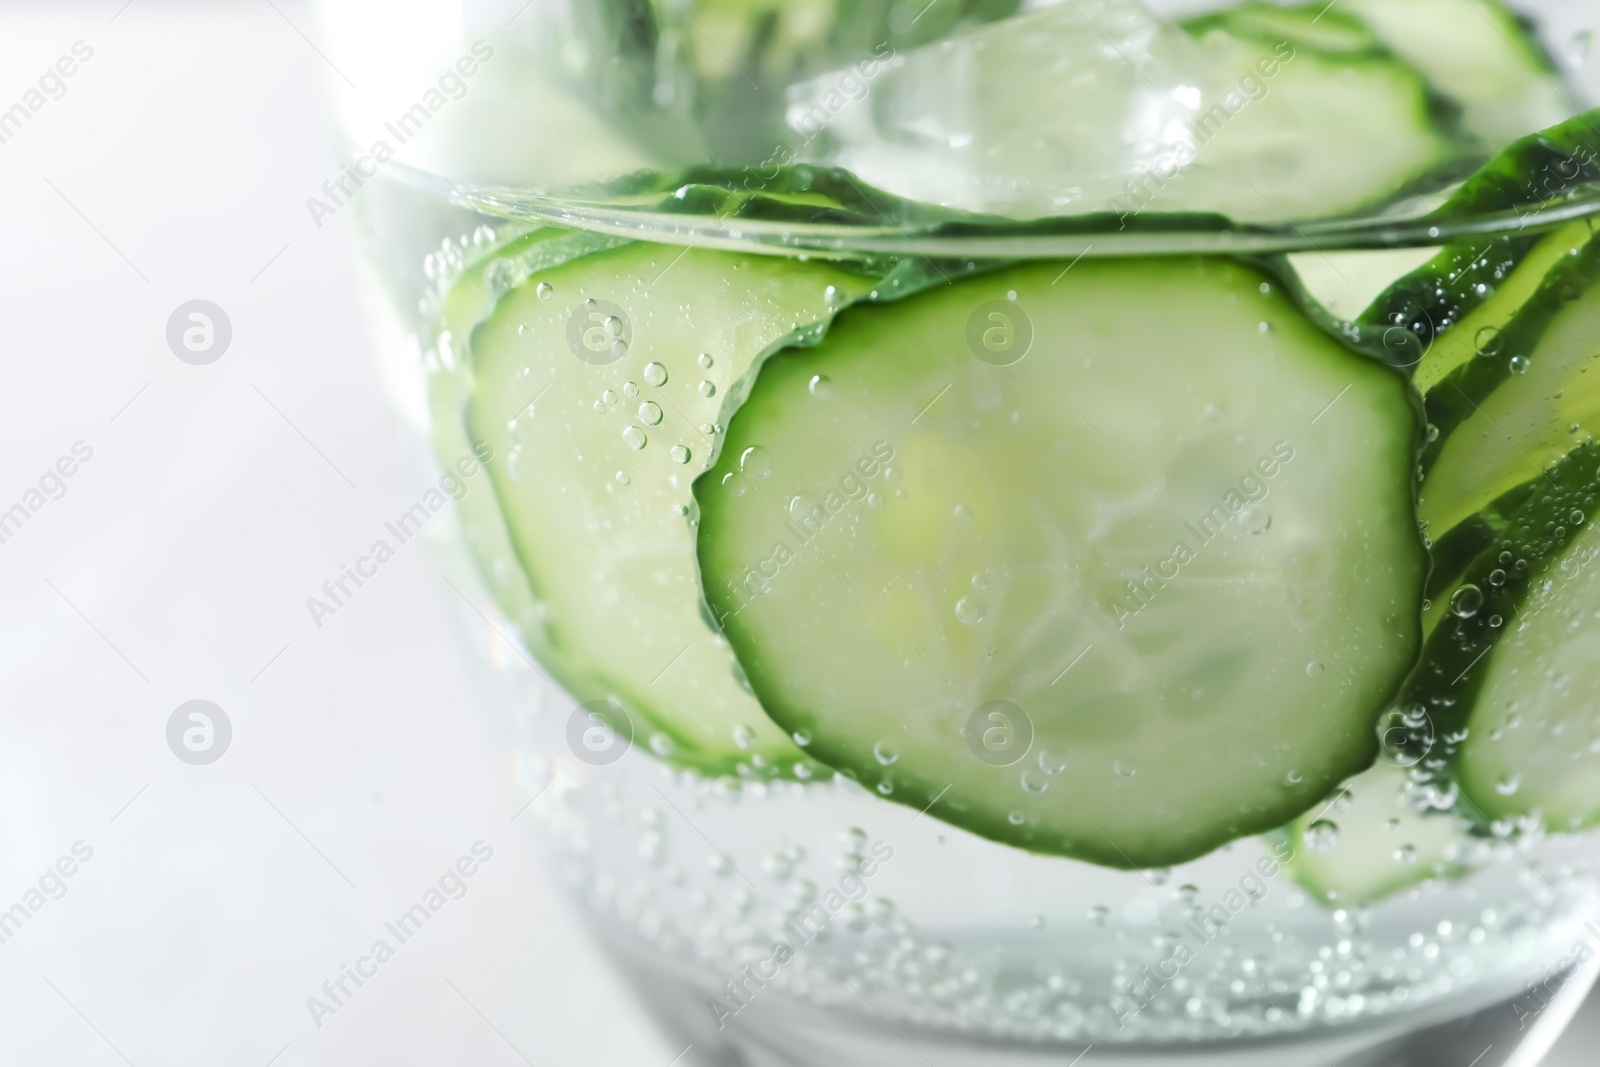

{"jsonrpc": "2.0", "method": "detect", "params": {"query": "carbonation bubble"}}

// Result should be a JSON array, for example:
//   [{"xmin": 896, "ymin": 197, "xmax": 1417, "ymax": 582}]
[
  {"xmin": 536, "ymin": 282, "xmax": 554, "ymax": 301},
  {"xmin": 1305, "ymin": 820, "xmax": 1341, "ymax": 851},
  {"xmin": 1475, "ymin": 325, "xmax": 1503, "ymax": 358},
  {"xmin": 732, "ymin": 725, "xmax": 756, "ymax": 750},
  {"xmin": 637, "ymin": 401, "xmax": 663, "ymax": 425},
  {"xmin": 1114, "ymin": 761, "xmax": 1137, "ymax": 779},
  {"xmin": 955, "ymin": 595, "xmax": 987, "ymax": 625},
  {"xmin": 643, "ymin": 361, "xmax": 668, "ymax": 387},
  {"xmin": 1394, "ymin": 844, "xmax": 1418, "ymax": 865},
  {"xmin": 792, "ymin": 730, "xmax": 812, "ymax": 746},
  {"xmin": 601, "ymin": 389, "xmax": 617, "ymax": 405},
  {"xmin": 622, "ymin": 426, "xmax": 647, "ymax": 450},
  {"xmin": 622, "ymin": 381, "xmax": 640, "ymax": 398},
  {"xmin": 809, "ymin": 374, "xmax": 831, "ymax": 397},
  {"xmin": 696, "ymin": 353, "xmax": 713, "ymax": 369},
  {"xmin": 873, "ymin": 741, "xmax": 899, "ymax": 766},
  {"xmin": 1306, "ymin": 662, "xmax": 1326, "ymax": 678},
  {"xmin": 1450, "ymin": 584, "xmax": 1484, "ymax": 618},
  {"xmin": 740, "ymin": 446, "xmax": 772, "ymax": 478},
  {"xmin": 1510, "ymin": 354, "xmax": 1531, "ymax": 375},
  {"xmin": 1239, "ymin": 505, "xmax": 1272, "ymax": 534},
  {"xmin": 1495, "ymin": 774, "xmax": 1521, "ymax": 796},
  {"xmin": 1007, "ymin": 812, "xmax": 1025, "ymax": 825},
  {"xmin": 698, "ymin": 380, "xmax": 717, "ymax": 397},
  {"xmin": 1020, "ymin": 770, "xmax": 1049, "ymax": 795},
  {"xmin": 670, "ymin": 444, "xmax": 691, "ymax": 464}
]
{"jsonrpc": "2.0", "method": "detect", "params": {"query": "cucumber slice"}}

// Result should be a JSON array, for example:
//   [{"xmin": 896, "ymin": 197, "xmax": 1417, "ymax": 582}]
[
  {"xmin": 462, "ymin": 241, "xmax": 888, "ymax": 774},
  {"xmin": 1341, "ymin": 0, "xmax": 1574, "ymax": 148},
  {"xmin": 1400, "ymin": 444, "xmax": 1600, "ymax": 830},
  {"xmin": 1460, "ymin": 506, "xmax": 1600, "ymax": 832},
  {"xmin": 696, "ymin": 258, "xmax": 1426, "ymax": 867},
  {"xmin": 790, "ymin": 1, "xmax": 1457, "ymax": 223},
  {"xmin": 1419, "ymin": 221, "xmax": 1600, "ymax": 538},
  {"xmin": 1284, "ymin": 764, "xmax": 1475, "ymax": 906},
  {"xmin": 1184, "ymin": 2, "xmax": 1379, "ymax": 57}
]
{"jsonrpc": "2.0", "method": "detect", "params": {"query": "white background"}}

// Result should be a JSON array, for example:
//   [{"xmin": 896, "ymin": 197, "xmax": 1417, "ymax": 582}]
[{"xmin": 0, "ymin": 2, "xmax": 1596, "ymax": 1065}]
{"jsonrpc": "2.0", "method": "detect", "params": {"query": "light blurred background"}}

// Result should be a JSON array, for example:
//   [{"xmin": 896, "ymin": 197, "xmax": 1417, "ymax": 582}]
[{"xmin": 0, "ymin": 2, "xmax": 1594, "ymax": 1064}]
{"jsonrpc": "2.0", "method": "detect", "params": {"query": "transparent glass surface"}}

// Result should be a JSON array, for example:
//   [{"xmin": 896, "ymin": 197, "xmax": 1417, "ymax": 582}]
[{"xmin": 319, "ymin": 1, "xmax": 1600, "ymax": 1062}]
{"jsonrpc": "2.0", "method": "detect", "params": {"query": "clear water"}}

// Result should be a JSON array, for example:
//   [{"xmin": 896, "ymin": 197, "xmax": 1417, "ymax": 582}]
[{"xmin": 347, "ymin": 165, "xmax": 1600, "ymax": 1053}]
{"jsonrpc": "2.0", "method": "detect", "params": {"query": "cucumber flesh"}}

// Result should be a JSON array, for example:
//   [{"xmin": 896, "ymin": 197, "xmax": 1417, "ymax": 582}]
[
  {"xmin": 1342, "ymin": 0, "xmax": 1574, "ymax": 149},
  {"xmin": 1284, "ymin": 764, "xmax": 1475, "ymax": 906},
  {"xmin": 463, "ymin": 242, "xmax": 885, "ymax": 774},
  {"xmin": 696, "ymin": 258, "xmax": 1425, "ymax": 867}
]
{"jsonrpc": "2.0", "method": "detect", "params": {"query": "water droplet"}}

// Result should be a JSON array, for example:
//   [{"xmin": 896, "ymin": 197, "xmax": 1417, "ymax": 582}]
[
  {"xmin": 955, "ymin": 595, "xmax": 987, "ymax": 625},
  {"xmin": 601, "ymin": 389, "xmax": 617, "ymax": 405},
  {"xmin": 792, "ymin": 729, "xmax": 812, "ymax": 747},
  {"xmin": 698, "ymin": 380, "xmax": 716, "ymax": 398},
  {"xmin": 1306, "ymin": 662, "xmax": 1325, "ymax": 678},
  {"xmin": 1239, "ymin": 505, "xmax": 1272, "ymax": 535},
  {"xmin": 732, "ymin": 725, "xmax": 756, "ymax": 750},
  {"xmin": 643, "ymin": 361, "xmax": 668, "ymax": 387},
  {"xmin": 536, "ymin": 281, "xmax": 554, "ymax": 302},
  {"xmin": 1020, "ymin": 769, "xmax": 1049, "ymax": 795},
  {"xmin": 740, "ymin": 446, "xmax": 772, "ymax": 479},
  {"xmin": 621, "ymin": 426, "xmax": 647, "ymax": 450},
  {"xmin": 1306, "ymin": 819, "xmax": 1341, "ymax": 851},
  {"xmin": 622, "ymin": 381, "xmax": 640, "ymax": 399},
  {"xmin": 809, "ymin": 374, "xmax": 831, "ymax": 398},
  {"xmin": 873, "ymin": 741, "xmax": 899, "ymax": 765},
  {"xmin": 1450, "ymin": 584, "xmax": 1484, "ymax": 618},
  {"xmin": 1114, "ymin": 761, "xmax": 1137, "ymax": 779},
  {"xmin": 1495, "ymin": 774, "xmax": 1521, "ymax": 796},
  {"xmin": 669, "ymin": 444, "xmax": 691, "ymax": 464},
  {"xmin": 1510, "ymin": 354, "xmax": 1532, "ymax": 375},
  {"xmin": 1475, "ymin": 326, "xmax": 1503, "ymax": 358},
  {"xmin": 1488, "ymin": 568, "xmax": 1507, "ymax": 587},
  {"xmin": 698, "ymin": 352, "xmax": 714, "ymax": 368},
  {"xmin": 637, "ymin": 401, "xmax": 663, "ymax": 425}
]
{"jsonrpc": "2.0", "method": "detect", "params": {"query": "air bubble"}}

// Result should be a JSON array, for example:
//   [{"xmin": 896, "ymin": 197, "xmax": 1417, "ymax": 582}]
[
  {"xmin": 1450, "ymin": 584, "xmax": 1483, "ymax": 618},
  {"xmin": 698, "ymin": 380, "xmax": 717, "ymax": 397},
  {"xmin": 611, "ymin": 339, "xmax": 629, "ymax": 359},
  {"xmin": 637, "ymin": 401, "xmax": 663, "ymax": 425},
  {"xmin": 1475, "ymin": 325, "xmax": 1503, "ymax": 358},
  {"xmin": 1495, "ymin": 774, "xmax": 1521, "ymax": 796},
  {"xmin": 809, "ymin": 374, "xmax": 831, "ymax": 398},
  {"xmin": 1114, "ymin": 761, "xmax": 1137, "ymax": 779},
  {"xmin": 1239, "ymin": 505, "xmax": 1272, "ymax": 535},
  {"xmin": 670, "ymin": 445, "xmax": 691, "ymax": 464},
  {"xmin": 1020, "ymin": 770, "xmax": 1049, "ymax": 795},
  {"xmin": 877, "ymin": 781, "xmax": 894, "ymax": 796},
  {"xmin": 643, "ymin": 361, "xmax": 668, "ymax": 387},
  {"xmin": 621, "ymin": 426, "xmax": 647, "ymax": 450},
  {"xmin": 792, "ymin": 729, "xmax": 812, "ymax": 747},
  {"xmin": 601, "ymin": 389, "xmax": 617, "ymax": 405},
  {"xmin": 1394, "ymin": 844, "xmax": 1418, "ymax": 865},
  {"xmin": 872, "ymin": 741, "xmax": 899, "ymax": 766},
  {"xmin": 536, "ymin": 281, "xmax": 554, "ymax": 302},
  {"xmin": 1307, "ymin": 662, "xmax": 1325, "ymax": 678},
  {"xmin": 955, "ymin": 595, "xmax": 987, "ymax": 625},
  {"xmin": 732, "ymin": 725, "xmax": 756, "ymax": 750},
  {"xmin": 1510, "ymin": 354, "xmax": 1531, "ymax": 375},
  {"xmin": 621, "ymin": 381, "xmax": 640, "ymax": 399},
  {"xmin": 1305, "ymin": 820, "xmax": 1341, "ymax": 851},
  {"xmin": 1007, "ymin": 811, "xmax": 1025, "ymax": 825},
  {"xmin": 698, "ymin": 352, "xmax": 714, "ymax": 368},
  {"xmin": 740, "ymin": 446, "xmax": 772, "ymax": 478}
]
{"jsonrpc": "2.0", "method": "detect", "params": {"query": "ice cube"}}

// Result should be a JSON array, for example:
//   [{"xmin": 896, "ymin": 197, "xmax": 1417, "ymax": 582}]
[{"xmin": 787, "ymin": 0, "xmax": 1218, "ymax": 218}]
